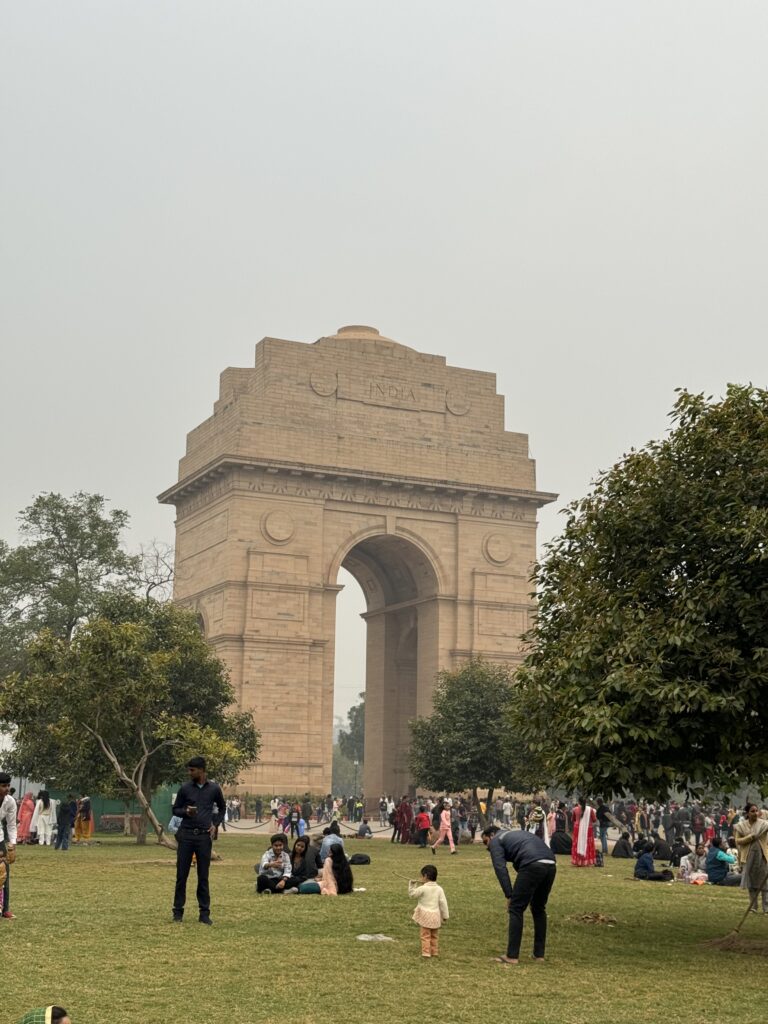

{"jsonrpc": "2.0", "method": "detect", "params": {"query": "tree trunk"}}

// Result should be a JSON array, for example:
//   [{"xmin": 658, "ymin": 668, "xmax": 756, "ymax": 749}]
[
  {"xmin": 88, "ymin": 732, "xmax": 177, "ymax": 851},
  {"xmin": 122, "ymin": 799, "xmax": 132, "ymax": 837},
  {"xmin": 486, "ymin": 788, "xmax": 495, "ymax": 825},
  {"xmin": 136, "ymin": 774, "xmax": 153, "ymax": 846}
]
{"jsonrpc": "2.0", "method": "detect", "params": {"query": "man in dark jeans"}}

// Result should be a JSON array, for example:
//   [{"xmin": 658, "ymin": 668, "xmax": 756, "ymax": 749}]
[
  {"xmin": 596, "ymin": 798, "xmax": 611, "ymax": 855},
  {"xmin": 172, "ymin": 756, "xmax": 226, "ymax": 925},
  {"xmin": 483, "ymin": 825, "xmax": 557, "ymax": 965}
]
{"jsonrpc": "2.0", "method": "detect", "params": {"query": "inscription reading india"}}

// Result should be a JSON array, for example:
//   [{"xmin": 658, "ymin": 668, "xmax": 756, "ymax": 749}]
[{"xmin": 369, "ymin": 379, "xmax": 416, "ymax": 403}]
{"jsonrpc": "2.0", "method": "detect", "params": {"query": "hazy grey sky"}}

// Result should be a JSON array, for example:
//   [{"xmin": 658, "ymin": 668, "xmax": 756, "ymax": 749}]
[{"xmin": 2, "ymin": 2, "xmax": 767, "ymax": 720}]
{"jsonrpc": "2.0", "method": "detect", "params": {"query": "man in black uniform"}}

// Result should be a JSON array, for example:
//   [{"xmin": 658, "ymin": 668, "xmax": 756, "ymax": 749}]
[
  {"xmin": 172, "ymin": 756, "xmax": 225, "ymax": 925},
  {"xmin": 482, "ymin": 825, "xmax": 557, "ymax": 965}
]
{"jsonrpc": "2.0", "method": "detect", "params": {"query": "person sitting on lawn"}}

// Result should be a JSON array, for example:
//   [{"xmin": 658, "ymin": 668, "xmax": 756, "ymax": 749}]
[
  {"xmin": 282, "ymin": 836, "xmax": 322, "ymax": 892},
  {"xmin": 611, "ymin": 832, "xmax": 634, "ymax": 858},
  {"xmin": 319, "ymin": 821, "xmax": 345, "ymax": 861},
  {"xmin": 320, "ymin": 842, "xmax": 354, "ymax": 895},
  {"xmin": 634, "ymin": 842, "xmax": 673, "ymax": 881},
  {"xmin": 678, "ymin": 843, "xmax": 708, "ymax": 883},
  {"xmin": 255, "ymin": 834, "xmax": 293, "ymax": 894},
  {"xmin": 652, "ymin": 832, "xmax": 673, "ymax": 862},
  {"xmin": 357, "ymin": 818, "xmax": 373, "ymax": 839},
  {"xmin": 705, "ymin": 836, "xmax": 741, "ymax": 886},
  {"xmin": 632, "ymin": 832, "xmax": 648, "ymax": 855},
  {"xmin": 669, "ymin": 836, "xmax": 692, "ymax": 867}
]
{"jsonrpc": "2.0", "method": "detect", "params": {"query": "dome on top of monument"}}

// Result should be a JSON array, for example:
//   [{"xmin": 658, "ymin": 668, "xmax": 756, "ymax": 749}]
[{"xmin": 314, "ymin": 325, "xmax": 418, "ymax": 356}]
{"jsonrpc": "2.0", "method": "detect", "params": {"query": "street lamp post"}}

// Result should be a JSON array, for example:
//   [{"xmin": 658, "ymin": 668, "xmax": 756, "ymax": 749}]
[{"xmin": 353, "ymin": 759, "xmax": 359, "ymax": 801}]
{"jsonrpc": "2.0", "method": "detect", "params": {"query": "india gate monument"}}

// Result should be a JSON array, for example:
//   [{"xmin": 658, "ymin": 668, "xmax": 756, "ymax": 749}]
[{"xmin": 159, "ymin": 325, "xmax": 555, "ymax": 800}]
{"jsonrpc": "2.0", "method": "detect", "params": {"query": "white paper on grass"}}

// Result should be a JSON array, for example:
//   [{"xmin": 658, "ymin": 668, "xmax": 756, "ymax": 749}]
[{"xmin": 356, "ymin": 933, "xmax": 395, "ymax": 942}]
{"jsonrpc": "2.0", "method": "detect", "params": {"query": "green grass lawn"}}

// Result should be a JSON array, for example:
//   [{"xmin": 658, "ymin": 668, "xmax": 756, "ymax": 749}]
[{"xmin": 4, "ymin": 834, "xmax": 766, "ymax": 1024}]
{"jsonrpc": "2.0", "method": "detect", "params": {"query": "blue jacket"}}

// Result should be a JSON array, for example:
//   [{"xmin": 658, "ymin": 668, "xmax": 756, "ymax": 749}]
[
  {"xmin": 706, "ymin": 847, "xmax": 735, "ymax": 884},
  {"xmin": 634, "ymin": 852, "xmax": 655, "ymax": 879}
]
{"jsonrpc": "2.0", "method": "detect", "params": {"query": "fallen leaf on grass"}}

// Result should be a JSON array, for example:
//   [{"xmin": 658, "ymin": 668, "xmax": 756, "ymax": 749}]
[{"xmin": 568, "ymin": 912, "xmax": 618, "ymax": 926}]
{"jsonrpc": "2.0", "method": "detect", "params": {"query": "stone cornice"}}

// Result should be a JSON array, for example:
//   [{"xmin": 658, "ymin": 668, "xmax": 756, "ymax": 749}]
[{"xmin": 158, "ymin": 454, "xmax": 558, "ymax": 509}]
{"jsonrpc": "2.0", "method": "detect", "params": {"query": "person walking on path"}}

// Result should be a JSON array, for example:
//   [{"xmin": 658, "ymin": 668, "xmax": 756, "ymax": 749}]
[
  {"xmin": 482, "ymin": 825, "xmax": 557, "ymax": 966},
  {"xmin": 409, "ymin": 864, "xmax": 449, "ymax": 958},
  {"xmin": 430, "ymin": 802, "xmax": 456, "ymax": 855},
  {"xmin": 734, "ymin": 802, "xmax": 768, "ymax": 912},
  {"xmin": 0, "ymin": 771, "xmax": 17, "ymax": 919},
  {"xmin": 171, "ymin": 756, "xmax": 225, "ymax": 925}
]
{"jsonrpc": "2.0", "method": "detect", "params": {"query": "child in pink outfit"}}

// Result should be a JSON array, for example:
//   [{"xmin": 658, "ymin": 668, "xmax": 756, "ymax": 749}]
[
  {"xmin": 409, "ymin": 864, "xmax": 449, "ymax": 957},
  {"xmin": 430, "ymin": 805, "xmax": 456, "ymax": 854}
]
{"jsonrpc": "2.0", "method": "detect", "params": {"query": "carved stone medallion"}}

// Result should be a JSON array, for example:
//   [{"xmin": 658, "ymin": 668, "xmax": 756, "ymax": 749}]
[
  {"xmin": 261, "ymin": 509, "xmax": 295, "ymax": 544},
  {"xmin": 483, "ymin": 532, "xmax": 513, "ymax": 565}
]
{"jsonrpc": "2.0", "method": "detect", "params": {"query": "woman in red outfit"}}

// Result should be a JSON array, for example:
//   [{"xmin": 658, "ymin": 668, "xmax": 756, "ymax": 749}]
[
  {"xmin": 571, "ymin": 797, "xmax": 596, "ymax": 866},
  {"xmin": 16, "ymin": 793, "xmax": 35, "ymax": 844}
]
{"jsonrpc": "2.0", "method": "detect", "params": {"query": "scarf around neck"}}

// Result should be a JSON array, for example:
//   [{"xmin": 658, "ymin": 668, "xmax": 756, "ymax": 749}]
[
  {"xmin": 18, "ymin": 1009, "xmax": 55, "ymax": 1024},
  {"xmin": 577, "ymin": 805, "xmax": 593, "ymax": 857}
]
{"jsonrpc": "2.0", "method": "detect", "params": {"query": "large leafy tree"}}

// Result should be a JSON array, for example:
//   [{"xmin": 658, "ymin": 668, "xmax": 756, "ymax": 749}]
[
  {"xmin": 338, "ymin": 691, "xmax": 365, "ymax": 765},
  {"xmin": 0, "ymin": 492, "xmax": 139, "ymax": 675},
  {"xmin": 0, "ymin": 595, "xmax": 260, "ymax": 846},
  {"xmin": 510, "ymin": 385, "xmax": 768, "ymax": 799},
  {"xmin": 409, "ymin": 658, "xmax": 543, "ymax": 812}
]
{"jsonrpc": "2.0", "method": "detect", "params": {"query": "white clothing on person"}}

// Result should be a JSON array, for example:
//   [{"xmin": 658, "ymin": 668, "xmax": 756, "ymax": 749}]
[
  {"xmin": 577, "ymin": 804, "xmax": 594, "ymax": 858},
  {"xmin": 31, "ymin": 798, "xmax": 57, "ymax": 846},
  {"xmin": 0, "ymin": 794, "xmax": 17, "ymax": 844},
  {"xmin": 408, "ymin": 879, "xmax": 449, "ymax": 929}
]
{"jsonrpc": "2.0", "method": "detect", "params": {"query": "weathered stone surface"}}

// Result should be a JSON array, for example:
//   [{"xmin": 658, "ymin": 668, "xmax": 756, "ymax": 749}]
[{"xmin": 159, "ymin": 325, "xmax": 556, "ymax": 798}]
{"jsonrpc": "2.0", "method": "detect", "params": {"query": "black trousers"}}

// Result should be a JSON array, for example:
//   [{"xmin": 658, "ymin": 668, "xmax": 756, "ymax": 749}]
[
  {"xmin": 257, "ymin": 874, "xmax": 287, "ymax": 892},
  {"xmin": 507, "ymin": 862, "xmax": 557, "ymax": 960},
  {"xmin": 174, "ymin": 831, "xmax": 212, "ymax": 916},
  {"xmin": 417, "ymin": 827, "xmax": 430, "ymax": 847}
]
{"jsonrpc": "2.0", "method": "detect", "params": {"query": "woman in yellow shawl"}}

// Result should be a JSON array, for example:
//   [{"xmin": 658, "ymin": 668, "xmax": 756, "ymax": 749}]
[
  {"xmin": 18, "ymin": 1009, "xmax": 71, "ymax": 1024},
  {"xmin": 734, "ymin": 802, "xmax": 768, "ymax": 912}
]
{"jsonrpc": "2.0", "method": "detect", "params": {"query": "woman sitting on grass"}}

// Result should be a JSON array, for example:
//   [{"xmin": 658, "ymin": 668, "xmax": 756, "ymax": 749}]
[
  {"xmin": 320, "ymin": 842, "xmax": 354, "ymax": 895},
  {"xmin": 634, "ymin": 842, "xmax": 673, "ymax": 881},
  {"xmin": 705, "ymin": 836, "xmax": 741, "ymax": 886},
  {"xmin": 287, "ymin": 836, "xmax": 322, "ymax": 889},
  {"xmin": 611, "ymin": 832, "xmax": 634, "ymax": 858}
]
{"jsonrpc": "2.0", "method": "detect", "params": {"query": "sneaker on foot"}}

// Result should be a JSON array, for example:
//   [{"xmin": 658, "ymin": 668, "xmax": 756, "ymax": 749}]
[
  {"xmin": 2, "ymin": 912, "xmax": 16, "ymax": 919},
  {"xmin": 199, "ymin": 916, "xmax": 213, "ymax": 926},
  {"xmin": 284, "ymin": 887, "xmax": 299, "ymax": 895}
]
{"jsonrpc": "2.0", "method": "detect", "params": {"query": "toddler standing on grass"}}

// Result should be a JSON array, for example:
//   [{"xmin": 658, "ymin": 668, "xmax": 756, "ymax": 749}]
[{"xmin": 409, "ymin": 863, "xmax": 449, "ymax": 958}]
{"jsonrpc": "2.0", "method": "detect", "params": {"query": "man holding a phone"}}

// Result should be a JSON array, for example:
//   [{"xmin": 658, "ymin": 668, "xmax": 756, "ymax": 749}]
[{"xmin": 172, "ymin": 756, "xmax": 226, "ymax": 925}]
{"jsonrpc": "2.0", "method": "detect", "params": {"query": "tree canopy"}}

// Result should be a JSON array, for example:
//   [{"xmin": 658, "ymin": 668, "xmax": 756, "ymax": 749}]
[
  {"xmin": 338, "ymin": 691, "xmax": 365, "ymax": 765},
  {"xmin": 0, "ymin": 595, "xmax": 260, "ymax": 844},
  {"xmin": 510, "ymin": 385, "xmax": 768, "ymax": 799},
  {"xmin": 0, "ymin": 492, "xmax": 139, "ymax": 677},
  {"xmin": 409, "ymin": 658, "xmax": 543, "ymax": 806}
]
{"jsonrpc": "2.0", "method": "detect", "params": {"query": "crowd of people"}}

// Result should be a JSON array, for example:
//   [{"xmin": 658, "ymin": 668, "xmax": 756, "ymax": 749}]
[{"xmin": 5, "ymin": 758, "xmax": 768, "ymax": 1022}]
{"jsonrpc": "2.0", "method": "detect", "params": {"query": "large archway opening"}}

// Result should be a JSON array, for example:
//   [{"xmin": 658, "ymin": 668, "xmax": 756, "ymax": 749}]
[
  {"xmin": 332, "ymin": 568, "xmax": 366, "ymax": 794},
  {"xmin": 335, "ymin": 534, "xmax": 441, "ymax": 806}
]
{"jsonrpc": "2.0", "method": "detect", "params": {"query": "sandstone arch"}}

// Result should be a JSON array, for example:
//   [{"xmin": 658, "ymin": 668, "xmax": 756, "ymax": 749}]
[{"xmin": 159, "ymin": 325, "xmax": 556, "ymax": 798}]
